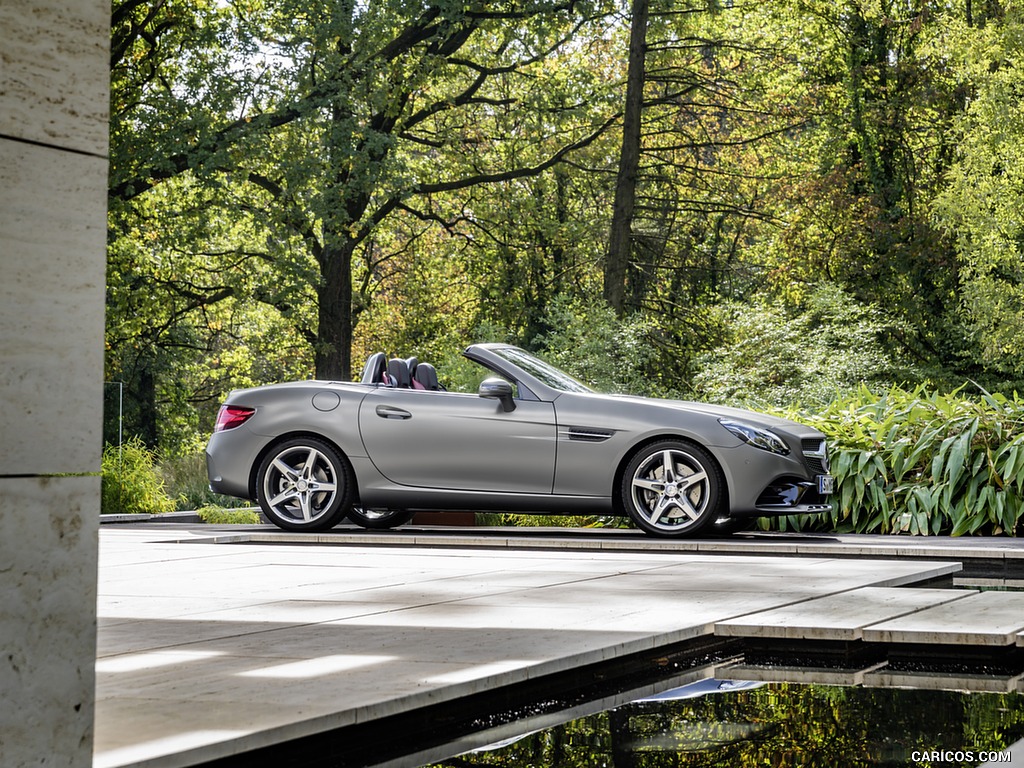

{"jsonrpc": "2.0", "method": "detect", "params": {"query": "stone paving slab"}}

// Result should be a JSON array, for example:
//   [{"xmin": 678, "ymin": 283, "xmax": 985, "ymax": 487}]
[
  {"xmin": 716, "ymin": 587, "xmax": 978, "ymax": 641},
  {"xmin": 861, "ymin": 591, "xmax": 1024, "ymax": 646},
  {"xmin": 93, "ymin": 528, "xmax": 964, "ymax": 768},
  {"xmin": 180, "ymin": 525, "xmax": 1024, "ymax": 562}
]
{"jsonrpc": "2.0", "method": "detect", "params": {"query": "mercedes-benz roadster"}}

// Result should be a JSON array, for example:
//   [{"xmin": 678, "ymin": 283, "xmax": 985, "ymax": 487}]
[{"xmin": 206, "ymin": 344, "xmax": 833, "ymax": 537}]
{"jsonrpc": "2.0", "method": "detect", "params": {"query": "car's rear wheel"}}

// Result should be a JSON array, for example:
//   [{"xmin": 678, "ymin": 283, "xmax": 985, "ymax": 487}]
[
  {"xmin": 622, "ymin": 440, "xmax": 722, "ymax": 537},
  {"xmin": 257, "ymin": 438, "xmax": 352, "ymax": 531},
  {"xmin": 347, "ymin": 507, "xmax": 414, "ymax": 530}
]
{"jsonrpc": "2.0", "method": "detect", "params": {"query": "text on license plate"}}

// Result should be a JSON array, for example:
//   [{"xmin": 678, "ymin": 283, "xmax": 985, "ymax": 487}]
[{"xmin": 818, "ymin": 475, "xmax": 835, "ymax": 495}]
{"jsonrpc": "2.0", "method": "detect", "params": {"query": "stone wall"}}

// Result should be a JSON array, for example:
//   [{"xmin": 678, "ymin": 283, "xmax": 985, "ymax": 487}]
[{"xmin": 0, "ymin": 1, "xmax": 109, "ymax": 765}]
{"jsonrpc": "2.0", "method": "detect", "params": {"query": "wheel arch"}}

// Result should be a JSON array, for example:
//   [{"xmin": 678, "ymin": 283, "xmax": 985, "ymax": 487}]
[
  {"xmin": 248, "ymin": 431, "xmax": 358, "ymax": 503},
  {"xmin": 611, "ymin": 433, "xmax": 731, "ymax": 517}
]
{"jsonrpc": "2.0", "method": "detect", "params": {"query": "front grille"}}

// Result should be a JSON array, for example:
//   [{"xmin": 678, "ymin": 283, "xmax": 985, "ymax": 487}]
[{"xmin": 801, "ymin": 438, "xmax": 829, "ymax": 474}]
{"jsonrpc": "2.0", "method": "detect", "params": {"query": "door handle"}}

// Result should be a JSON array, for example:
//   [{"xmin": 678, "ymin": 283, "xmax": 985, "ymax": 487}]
[{"xmin": 375, "ymin": 405, "xmax": 412, "ymax": 420}]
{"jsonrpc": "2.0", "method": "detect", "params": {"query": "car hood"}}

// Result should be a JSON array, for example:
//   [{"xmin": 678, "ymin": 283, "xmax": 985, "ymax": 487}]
[{"xmin": 587, "ymin": 392, "xmax": 815, "ymax": 433}]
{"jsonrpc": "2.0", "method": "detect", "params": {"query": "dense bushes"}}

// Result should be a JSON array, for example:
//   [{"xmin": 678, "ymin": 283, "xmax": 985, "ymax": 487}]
[
  {"xmin": 102, "ymin": 440, "xmax": 248, "ymax": 516},
  {"xmin": 691, "ymin": 286, "xmax": 926, "ymax": 409},
  {"xmin": 101, "ymin": 438, "xmax": 176, "ymax": 515},
  {"xmin": 775, "ymin": 387, "xmax": 1024, "ymax": 536}
]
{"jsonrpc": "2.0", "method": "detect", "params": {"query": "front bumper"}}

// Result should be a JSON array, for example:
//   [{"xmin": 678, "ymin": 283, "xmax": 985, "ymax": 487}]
[
  {"xmin": 715, "ymin": 434, "xmax": 834, "ymax": 519},
  {"xmin": 751, "ymin": 477, "xmax": 833, "ymax": 516}
]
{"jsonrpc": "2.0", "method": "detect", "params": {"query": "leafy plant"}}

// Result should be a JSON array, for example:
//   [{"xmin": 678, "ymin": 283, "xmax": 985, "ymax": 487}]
[
  {"xmin": 535, "ymin": 295, "xmax": 692, "ymax": 398},
  {"xmin": 773, "ymin": 386, "xmax": 1024, "ymax": 536},
  {"xmin": 692, "ymin": 285, "xmax": 925, "ymax": 409},
  {"xmin": 196, "ymin": 505, "xmax": 261, "ymax": 525},
  {"xmin": 101, "ymin": 438, "xmax": 176, "ymax": 515},
  {"xmin": 159, "ymin": 451, "xmax": 250, "ymax": 511}
]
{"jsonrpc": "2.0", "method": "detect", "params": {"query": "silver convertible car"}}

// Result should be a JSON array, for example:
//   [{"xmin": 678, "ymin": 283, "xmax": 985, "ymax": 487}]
[{"xmin": 206, "ymin": 344, "xmax": 833, "ymax": 538}]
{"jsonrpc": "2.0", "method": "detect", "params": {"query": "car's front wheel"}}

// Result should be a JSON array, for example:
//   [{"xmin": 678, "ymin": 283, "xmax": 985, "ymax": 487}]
[
  {"xmin": 622, "ymin": 440, "xmax": 722, "ymax": 537},
  {"xmin": 257, "ymin": 438, "xmax": 353, "ymax": 531},
  {"xmin": 347, "ymin": 507, "xmax": 414, "ymax": 530}
]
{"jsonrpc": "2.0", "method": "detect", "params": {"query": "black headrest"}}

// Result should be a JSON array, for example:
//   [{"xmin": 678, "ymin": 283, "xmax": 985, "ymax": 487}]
[
  {"xmin": 414, "ymin": 362, "xmax": 440, "ymax": 391},
  {"xmin": 360, "ymin": 352, "xmax": 387, "ymax": 384},
  {"xmin": 405, "ymin": 357, "xmax": 419, "ymax": 376},
  {"xmin": 386, "ymin": 358, "xmax": 411, "ymax": 388}
]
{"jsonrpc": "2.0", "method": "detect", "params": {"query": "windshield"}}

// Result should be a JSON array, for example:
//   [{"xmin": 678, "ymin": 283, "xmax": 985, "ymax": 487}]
[{"xmin": 491, "ymin": 347, "xmax": 593, "ymax": 394}]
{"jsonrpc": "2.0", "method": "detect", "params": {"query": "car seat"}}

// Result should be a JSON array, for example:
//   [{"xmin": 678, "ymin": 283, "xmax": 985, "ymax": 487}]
[
  {"xmin": 386, "ymin": 358, "xmax": 412, "ymax": 388},
  {"xmin": 413, "ymin": 362, "xmax": 440, "ymax": 391},
  {"xmin": 406, "ymin": 357, "xmax": 427, "ymax": 389},
  {"xmin": 360, "ymin": 352, "xmax": 387, "ymax": 385}
]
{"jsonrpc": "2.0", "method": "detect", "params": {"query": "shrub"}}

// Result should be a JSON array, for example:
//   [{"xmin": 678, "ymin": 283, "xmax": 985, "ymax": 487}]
[
  {"xmin": 692, "ymin": 285, "xmax": 924, "ymax": 409},
  {"xmin": 196, "ymin": 505, "xmax": 261, "ymax": 525},
  {"xmin": 101, "ymin": 438, "xmax": 176, "ymax": 515},
  {"xmin": 534, "ymin": 295, "xmax": 693, "ymax": 398},
  {"xmin": 773, "ymin": 386, "xmax": 1024, "ymax": 536},
  {"xmin": 159, "ymin": 451, "xmax": 249, "ymax": 510}
]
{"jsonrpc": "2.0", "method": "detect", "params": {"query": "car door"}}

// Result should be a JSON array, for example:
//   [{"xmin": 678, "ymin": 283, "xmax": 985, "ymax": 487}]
[{"xmin": 357, "ymin": 388, "xmax": 557, "ymax": 493}]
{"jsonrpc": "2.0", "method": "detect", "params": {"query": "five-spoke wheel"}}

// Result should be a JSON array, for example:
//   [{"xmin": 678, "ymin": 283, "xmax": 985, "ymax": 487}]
[
  {"xmin": 257, "ymin": 438, "xmax": 352, "ymax": 531},
  {"xmin": 621, "ymin": 440, "xmax": 722, "ymax": 537}
]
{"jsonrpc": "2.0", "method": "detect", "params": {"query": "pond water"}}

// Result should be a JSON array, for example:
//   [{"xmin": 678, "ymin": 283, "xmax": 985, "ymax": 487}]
[{"xmin": 427, "ymin": 679, "xmax": 1024, "ymax": 768}]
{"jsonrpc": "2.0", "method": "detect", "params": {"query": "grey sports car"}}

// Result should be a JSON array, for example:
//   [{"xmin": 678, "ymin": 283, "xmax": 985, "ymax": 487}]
[{"xmin": 206, "ymin": 344, "xmax": 833, "ymax": 537}]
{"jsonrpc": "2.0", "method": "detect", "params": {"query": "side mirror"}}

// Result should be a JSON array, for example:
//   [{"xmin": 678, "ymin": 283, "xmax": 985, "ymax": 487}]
[{"xmin": 478, "ymin": 377, "xmax": 516, "ymax": 412}]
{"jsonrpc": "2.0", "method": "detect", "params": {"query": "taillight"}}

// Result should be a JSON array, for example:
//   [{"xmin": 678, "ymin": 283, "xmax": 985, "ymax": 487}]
[{"xmin": 214, "ymin": 405, "xmax": 256, "ymax": 432}]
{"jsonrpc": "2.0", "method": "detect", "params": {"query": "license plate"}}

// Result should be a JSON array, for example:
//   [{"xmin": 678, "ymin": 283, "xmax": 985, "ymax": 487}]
[{"xmin": 818, "ymin": 475, "xmax": 835, "ymax": 495}]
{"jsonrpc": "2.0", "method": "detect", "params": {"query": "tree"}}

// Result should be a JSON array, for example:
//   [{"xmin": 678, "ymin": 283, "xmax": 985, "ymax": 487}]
[
  {"xmin": 748, "ymin": 0, "xmax": 969, "ymax": 372},
  {"xmin": 110, "ymin": 0, "xmax": 619, "ymax": 382},
  {"xmin": 933, "ymin": 4, "xmax": 1024, "ymax": 379}
]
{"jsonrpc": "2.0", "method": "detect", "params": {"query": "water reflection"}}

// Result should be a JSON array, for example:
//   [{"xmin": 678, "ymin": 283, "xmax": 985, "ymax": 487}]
[{"xmin": 433, "ymin": 680, "xmax": 1024, "ymax": 767}]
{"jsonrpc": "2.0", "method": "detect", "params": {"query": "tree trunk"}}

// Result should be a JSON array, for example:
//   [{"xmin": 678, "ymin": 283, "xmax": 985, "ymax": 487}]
[
  {"xmin": 604, "ymin": 0, "xmax": 648, "ymax": 317},
  {"xmin": 315, "ymin": 236, "xmax": 354, "ymax": 381},
  {"xmin": 136, "ymin": 351, "xmax": 159, "ymax": 448}
]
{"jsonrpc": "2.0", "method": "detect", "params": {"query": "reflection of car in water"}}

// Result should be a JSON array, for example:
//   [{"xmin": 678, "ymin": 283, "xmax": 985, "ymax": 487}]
[
  {"xmin": 632, "ymin": 678, "xmax": 764, "ymax": 702},
  {"xmin": 207, "ymin": 343, "xmax": 833, "ymax": 538},
  {"xmin": 473, "ymin": 678, "xmax": 765, "ymax": 754}
]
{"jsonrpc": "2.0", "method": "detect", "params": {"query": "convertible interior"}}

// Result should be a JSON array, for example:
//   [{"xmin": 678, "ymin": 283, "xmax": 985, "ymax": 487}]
[{"xmin": 360, "ymin": 353, "xmax": 443, "ymax": 391}]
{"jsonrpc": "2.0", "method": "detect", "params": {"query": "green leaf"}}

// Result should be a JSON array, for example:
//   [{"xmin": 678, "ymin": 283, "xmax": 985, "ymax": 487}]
[{"xmin": 946, "ymin": 431, "xmax": 971, "ymax": 490}]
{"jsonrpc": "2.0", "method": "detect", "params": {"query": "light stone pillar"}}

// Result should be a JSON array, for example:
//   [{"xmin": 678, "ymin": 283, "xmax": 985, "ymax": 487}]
[{"xmin": 0, "ymin": 1, "xmax": 109, "ymax": 766}]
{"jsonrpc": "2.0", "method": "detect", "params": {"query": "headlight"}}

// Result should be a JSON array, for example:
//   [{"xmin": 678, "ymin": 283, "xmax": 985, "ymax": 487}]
[{"xmin": 719, "ymin": 419, "xmax": 790, "ymax": 455}]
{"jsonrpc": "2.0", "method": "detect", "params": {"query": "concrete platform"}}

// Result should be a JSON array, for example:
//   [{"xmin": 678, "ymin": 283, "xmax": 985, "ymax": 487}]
[
  {"xmin": 93, "ymin": 525, "xmax": 1020, "ymax": 768},
  {"xmin": 861, "ymin": 591, "xmax": 1024, "ymax": 646},
  {"xmin": 715, "ymin": 586, "xmax": 978, "ymax": 641}
]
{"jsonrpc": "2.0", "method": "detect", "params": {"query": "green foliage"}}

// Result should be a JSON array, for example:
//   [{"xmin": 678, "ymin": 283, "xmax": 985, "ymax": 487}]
[
  {"xmin": 534, "ymin": 295, "xmax": 693, "ymax": 398},
  {"xmin": 101, "ymin": 439, "xmax": 177, "ymax": 516},
  {"xmin": 774, "ymin": 386, "xmax": 1024, "ymax": 536},
  {"xmin": 104, "ymin": 0, "xmax": 1024, "ymax": 485},
  {"xmin": 482, "ymin": 513, "xmax": 593, "ymax": 529},
  {"xmin": 158, "ymin": 452, "xmax": 251, "ymax": 511},
  {"xmin": 692, "ymin": 285, "xmax": 925, "ymax": 409},
  {"xmin": 196, "ymin": 505, "xmax": 261, "ymax": 525},
  {"xmin": 932, "ymin": 5, "xmax": 1024, "ymax": 377}
]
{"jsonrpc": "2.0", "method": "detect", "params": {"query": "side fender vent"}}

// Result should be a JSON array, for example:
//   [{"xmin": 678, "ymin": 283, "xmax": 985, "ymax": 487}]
[{"xmin": 566, "ymin": 427, "xmax": 615, "ymax": 443}]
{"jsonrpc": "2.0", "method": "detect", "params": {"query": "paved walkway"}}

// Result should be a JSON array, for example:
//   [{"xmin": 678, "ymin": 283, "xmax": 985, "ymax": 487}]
[{"xmin": 93, "ymin": 525, "xmax": 1023, "ymax": 768}]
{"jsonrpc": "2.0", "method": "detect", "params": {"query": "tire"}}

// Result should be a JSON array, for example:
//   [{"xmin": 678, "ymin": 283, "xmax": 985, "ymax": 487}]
[
  {"xmin": 257, "ymin": 437, "xmax": 353, "ymax": 531},
  {"xmin": 621, "ymin": 440, "xmax": 722, "ymax": 537},
  {"xmin": 347, "ymin": 507, "xmax": 415, "ymax": 530}
]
